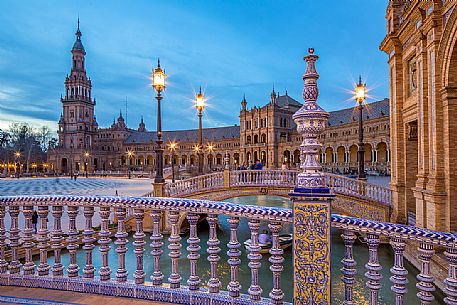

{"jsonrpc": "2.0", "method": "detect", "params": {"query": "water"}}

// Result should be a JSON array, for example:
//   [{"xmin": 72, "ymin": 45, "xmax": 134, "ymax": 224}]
[
  {"xmin": 367, "ymin": 175, "xmax": 391, "ymax": 187},
  {"xmin": 37, "ymin": 195, "xmax": 443, "ymax": 304}
]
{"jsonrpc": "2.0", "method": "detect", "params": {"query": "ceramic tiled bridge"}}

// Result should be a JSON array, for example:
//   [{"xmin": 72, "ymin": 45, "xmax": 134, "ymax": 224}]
[{"xmin": 0, "ymin": 170, "xmax": 455, "ymax": 304}]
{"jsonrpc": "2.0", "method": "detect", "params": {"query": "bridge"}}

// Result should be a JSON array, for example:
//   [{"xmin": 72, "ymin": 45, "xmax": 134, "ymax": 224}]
[{"xmin": 152, "ymin": 169, "xmax": 392, "ymax": 222}]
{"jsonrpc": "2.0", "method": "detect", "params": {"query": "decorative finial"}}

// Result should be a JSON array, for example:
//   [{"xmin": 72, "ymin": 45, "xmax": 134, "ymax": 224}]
[
  {"xmin": 157, "ymin": 58, "xmax": 161, "ymax": 68},
  {"xmin": 358, "ymin": 75, "xmax": 362, "ymax": 85},
  {"xmin": 292, "ymin": 48, "xmax": 329, "ymax": 190},
  {"xmin": 77, "ymin": 16, "xmax": 80, "ymax": 31},
  {"xmin": 199, "ymin": 86, "xmax": 202, "ymax": 94}
]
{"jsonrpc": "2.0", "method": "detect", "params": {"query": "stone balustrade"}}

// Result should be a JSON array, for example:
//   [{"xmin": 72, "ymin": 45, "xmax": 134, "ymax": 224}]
[
  {"xmin": 0, "ymin": 195, "xmax": 455, "ymax": 304},
  {"xmin": 325, "ymin": 172, "xmax": 391, "ymax": 206},
  {"xmin": 160, "ymin": 170, "xmax": 391, "ymax": 208}
]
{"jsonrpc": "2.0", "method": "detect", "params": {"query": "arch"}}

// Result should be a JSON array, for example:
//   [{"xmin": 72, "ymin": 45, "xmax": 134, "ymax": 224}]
[
  {"xmin": 138, "ymin": 155, "xmax": 145, "ymax": 166},
  {"xmin": 261, "ymin": 133, "xmax": 267, "ymax": 143},
  {"xmin": 164, "ymin": 155, "xmax": 170, "ymax": 166},
  {"xmin": 337, "ymin": 146, "xmax": 345, "ymax": 163},
  {"xmin": 61, "ymin": 158, "xmax": 68, "ymax": 173},
  {"xmin": 121, "ymin": 156, "xmax": 127, "ymax": 166},
  {"xmin": 439, "ymin": 6, "xmax": 457, "ymax": 87},
  {"xmin": 181, "ymin": 155, "xmax": 187, "ymax": 166},
  {"xmin": 254, "ymin": 134, "xmax": 259, "ymax": 144},
  {"xmin": 260, "ymin": 151, "xmax": 266, "ymax": 165},
  {"xmin": 246, "ymin": 135, "xmax": 252, "ymax": 144},
  {"xmin": 190, "ymin": 155, "xmax": 196, "ymax": 166},
  {"xmin": 233, "ymin": 153, "xmax": 240, "ymax": 166},
  {"xmin": 216, "ymin": 154, "xmax": 223, "ymax": 165},
  {"xmin": 147, "ymin": 155, "xmax": 153, "ymax": 166},
  {"xmin": 293, "ymin": 149, "xmax": 300, "ymax": 167},
  {"xmin": 246, "ymin": 152, "xmax": 252, "ymax": 162},
  {"xmin": 349, "ymin": 144, "xmax": 358, "ymax": 163},
  {"xmin": 283, "ymin": 150, "xmax": 291, "ymax": 164},
  {"xmin": 325, "ymin": 147, "xmax": 333, "ymax": 163},
  {"xmin": 207, "ymin": 154, "xmax": 214, "ymax": 168},
  {"xmin": 376, "ymin": 142, "xmax": 388, "ymax": 163},
  {"xmin": 253, "ymin": 151, "xmax": 258, "ymax": 163}
]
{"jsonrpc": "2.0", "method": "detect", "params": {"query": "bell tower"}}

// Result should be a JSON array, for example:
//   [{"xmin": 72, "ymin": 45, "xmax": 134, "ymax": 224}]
[{"xmin": 58, "ymin": 19, "xmax": 98, "ymax": 150}]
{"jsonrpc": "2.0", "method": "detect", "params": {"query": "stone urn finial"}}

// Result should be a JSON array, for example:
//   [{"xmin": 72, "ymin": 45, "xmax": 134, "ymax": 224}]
[{"xmin": 292, "ymin": 48, "xmax": 329, "ymax": 190}]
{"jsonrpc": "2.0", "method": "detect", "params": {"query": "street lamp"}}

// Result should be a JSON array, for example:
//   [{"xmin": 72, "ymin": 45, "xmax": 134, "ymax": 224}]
[
  {"xmin": 14, "ymin": 151, "xmax": 21, "ymax": 178},
  {"xmin": 168, "ymin": 141, "xmax": 178, "ymax": 183},
  {"xmin": 84, "ymin": 151, "xmax": 90, "ymax": 178},
  {"xmin": 355, "ymin": 75, "xmax": 367, "ymax": 180},
  {"xmin": 152, "ymin": 58, "xmax": 166, "ymax": 183},
  {"xmin": 207, "ymin": 143, "xmax": 214, "ymax": 170},
  {"xmin": 195, "ymin": 87, "xmax": 205, "ymax": 175},
  {"xmin": 127, "ymin": 150, "xmax": 134, "ymax": 179}
]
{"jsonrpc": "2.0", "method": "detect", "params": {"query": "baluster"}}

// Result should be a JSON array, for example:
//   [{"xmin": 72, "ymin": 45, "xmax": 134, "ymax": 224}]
[
  {"xmin": 365, "ymin": 233, "xmax": 382, "ymax": 305},
  {"xmin": 22, "ymin": 206, "xmax": 35, "ymax": 275},
  {"xmin": 187, "ymin": 213, "xmax": 201, "ymax": 290},
  {"xmin": 83, "ymin": 206, "xmax": 95, "ymax": 278},
  {"xmin": 207, "ymin": 214, "xmax": 221, "ymax": 293},
  {"xmin": 227, "ymin": 216, "xmax": 241, "ymax": 297},
  {"xmin": 0, "ymin": 207, "xmax": 7, "ymax": 274},
  {"xmin": 66, "ymin": 206, "xmax": 79, "ymax": 277},
  {"xmin": 115, "ymin": 207, "xmax": 128, "ymax": 282},
  {"xmin": 51, "ymin": 206, "xmax": 64, "ymax": 276},
  {"xmin": 150, "ymin": 210, "xmax": 164, "ymax": 285},
  {"xmin": 37, "ymin": 206, "xmax": 50, "ymax": 276},
  {"xmin": 168, "ymin": 210, "xmax": 182, "ymax": 288},
  {"xmin": 390, "ymin": 237, "xmax": 408, "ymax": 305},
  {"xmin": 8, "ymin": 206, "xmax": 21, "ymax": 274},
  {"xmin": 268, "ymin": 221, "xmax": 284, "ymax": 304},
  {"xmin": 416, "ymin": 242, "xmax": 435, "ymax": 304},
  {"xmin": 133, "ymin": 208, "xmax": 146, "ymax": 284},
  {"xmin": 341, "ymin": 230, "xmax": 357, "ymax": 305},
  {"xmin": 444, "ymin": 247, "xmax": 457, "ymax": 304},
  {"xmin": 98, "ymin": 207, "xmax": 111, "ymax": 281},
  {"xmin": 247, "ymin": 219, "xmax": 262, "ymax": 301}
]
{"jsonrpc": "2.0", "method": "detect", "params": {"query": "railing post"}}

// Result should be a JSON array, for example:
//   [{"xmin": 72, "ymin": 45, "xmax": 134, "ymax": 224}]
[{"xmin": 290, "ymin": 48, "xmax": 333, "ymax": 305}]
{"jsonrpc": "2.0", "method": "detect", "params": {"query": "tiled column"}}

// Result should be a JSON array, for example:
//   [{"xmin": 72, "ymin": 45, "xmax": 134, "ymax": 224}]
[{"xmin": 290, "ymin": 48, "xmax": 334, "ymax": 304}]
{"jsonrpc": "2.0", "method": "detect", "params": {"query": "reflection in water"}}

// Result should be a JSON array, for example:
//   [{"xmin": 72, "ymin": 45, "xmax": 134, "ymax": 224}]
[{"xmin": 38, "ymin": 195, "xmax": 443, "ymax": 304}]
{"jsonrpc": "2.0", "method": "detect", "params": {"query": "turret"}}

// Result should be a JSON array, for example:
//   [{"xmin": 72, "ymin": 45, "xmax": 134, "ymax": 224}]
[{"xmin": 241, "ymin": 94, "xmax": 247, "ymax": 111}]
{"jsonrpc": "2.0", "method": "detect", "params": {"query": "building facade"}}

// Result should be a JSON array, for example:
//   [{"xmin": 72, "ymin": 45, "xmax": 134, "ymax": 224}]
[
  {"xmin": 48, "ymin": 24, "xmax": 391, "ymax": 177},
  {"xmin": 380, "ymin": 0, "xmax": 457, "ymax": 232}
]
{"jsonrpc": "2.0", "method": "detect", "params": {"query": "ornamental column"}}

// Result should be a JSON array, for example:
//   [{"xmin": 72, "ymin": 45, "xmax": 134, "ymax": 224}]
[{"xmin": 289, "ymin": 48, "xmax": 334, "ymax": 304}]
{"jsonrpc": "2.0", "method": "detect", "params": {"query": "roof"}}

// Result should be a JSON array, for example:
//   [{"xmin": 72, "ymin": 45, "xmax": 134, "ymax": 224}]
[
  {"xmin": 125, "ymin": 125, "xmax": 240, "ymax": 144},
  {"xmin": 275, "ymin": 94, "xmax": 301, "ymax": 108},
  {"xmin": 327, "ymin": 98, "xmax": 390, "ymax": 127}
]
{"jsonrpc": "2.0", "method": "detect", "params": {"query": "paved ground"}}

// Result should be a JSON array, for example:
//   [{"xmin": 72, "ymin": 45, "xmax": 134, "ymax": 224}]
[
  {"xmin": 0, "ymin": 286, "xmax": 170, "ymax": 304},
  {"xmin": 0, "ymin": 177, "xmax": 153, "ymax": 197}
]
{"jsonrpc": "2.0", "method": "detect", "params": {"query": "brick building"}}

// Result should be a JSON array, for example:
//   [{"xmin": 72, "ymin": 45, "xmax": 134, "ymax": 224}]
[
  {"xmin": 48, "ymin": 23, "xmax": 391, "ymax": 176},
  {"xmin": 380, "ymin": 0, "xmax": 457, "ymax": 231}
]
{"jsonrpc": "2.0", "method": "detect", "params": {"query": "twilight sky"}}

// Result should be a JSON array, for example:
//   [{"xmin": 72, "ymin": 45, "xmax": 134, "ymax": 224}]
[{"xmin": 0, "ymin": 0, "xmax": 389, "ymax": 132}]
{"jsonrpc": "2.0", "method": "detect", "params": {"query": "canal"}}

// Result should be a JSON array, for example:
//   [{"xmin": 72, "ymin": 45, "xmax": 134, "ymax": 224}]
[{"xmin": 39, "ymin": 195, "xmax": 444, "ymax": 304}]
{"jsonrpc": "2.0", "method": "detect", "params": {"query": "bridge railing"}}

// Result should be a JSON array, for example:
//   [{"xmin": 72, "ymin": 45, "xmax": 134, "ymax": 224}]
[
  {"xmin": 0, "ymin": 195, "xmax": 455, "ymax": 304},
  {"xmin": 157, "ymin": 170, "xmax": 392, "ymax": 207},
  {"xmin": 230, "ymin": 170, "xmax": 297, "ymax": 187},
  {"xmin": 324, "ymin": 172, "xmax": 391, "ymax": 206},
  {"xmin": 163, "ymin": 172, "xmax": 225, "ymax": 197}
]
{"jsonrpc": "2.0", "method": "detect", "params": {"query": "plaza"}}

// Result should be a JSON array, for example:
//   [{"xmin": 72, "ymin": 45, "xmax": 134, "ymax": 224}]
[{"xmin": 0, "ymin": 1, "xmax": 457, "ymax": 305}]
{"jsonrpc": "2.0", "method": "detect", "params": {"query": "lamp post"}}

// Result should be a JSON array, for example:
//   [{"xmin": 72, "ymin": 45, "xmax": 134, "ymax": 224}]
[
  {"xmin": 207, "ymin": 143, "xmax": 214, "ymax": 170},
  {"xmin": 15, "ymin": 151, "xmax": 20, "ymax": 179},
  {"xmin": 152, "ymin": 59, "xmax": 166, "ymax": 183},
  {"xmin": 168, "ymin": 142, "xmax": 177, "ymax": 183},
  {"xmin": 355, "ymin": 76, "xmax": 367, "ymax": 180},
  {"xmin": 84, "ymin": 151, "xmax": 90, "ymax": 178},
  {"xmin": 127, "ymin": 150, "xmax": 134, "ymax": 179},
  {"xmin": 195, "ymin": 87, "xmax": 205, "ymax": 175}
]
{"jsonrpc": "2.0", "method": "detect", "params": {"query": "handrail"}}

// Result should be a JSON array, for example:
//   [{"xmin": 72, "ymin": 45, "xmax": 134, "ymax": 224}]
[
  {"xmin": 0, "ymin": 195, "xmax": 455, "ymax": 304},
  {"xmin": 324, "ymin": 173, "xmax": 391, "ymax": 206}
]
